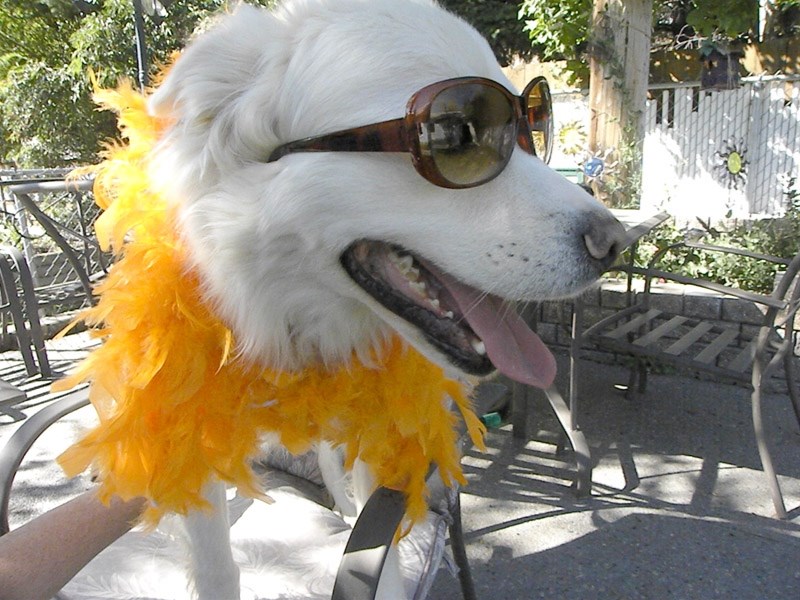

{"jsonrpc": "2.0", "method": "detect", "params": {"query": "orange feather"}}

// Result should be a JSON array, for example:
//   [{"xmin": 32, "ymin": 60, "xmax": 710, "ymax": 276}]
[{"xmin": 55, "ymin": 80, "xmax": 486, "ymax": 527}]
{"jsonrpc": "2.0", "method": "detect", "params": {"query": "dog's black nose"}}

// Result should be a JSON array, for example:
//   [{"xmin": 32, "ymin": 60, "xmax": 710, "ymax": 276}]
[{"xmin": 583, "ymin": 214, "xmax": 626, "ymax": 271}]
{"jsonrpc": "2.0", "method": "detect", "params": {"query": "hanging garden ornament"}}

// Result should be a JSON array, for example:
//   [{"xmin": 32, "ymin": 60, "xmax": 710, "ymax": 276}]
[
  {"xmin": 581, "ymin": 147, "xmax": 618, "ymax": 182},
  {"xmin": 713, "ymin": 138, "xmax": 749, "ymax": 189},
  {"xmin": 700, "ymin": 42, "xmax": 742, "ymax": 92},
  {"xmin": 584, "ymin": 156, "xmax": 605, "ymax": 178},
  {"xmin": 557, "ymin": 120, "xmax": 588, "ymax": 158}
]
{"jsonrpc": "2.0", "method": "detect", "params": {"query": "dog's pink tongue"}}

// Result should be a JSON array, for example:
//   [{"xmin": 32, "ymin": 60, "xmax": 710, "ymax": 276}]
[{"xmin": 439, "ymin": 273, "xmax": 557, "ymax": 388}]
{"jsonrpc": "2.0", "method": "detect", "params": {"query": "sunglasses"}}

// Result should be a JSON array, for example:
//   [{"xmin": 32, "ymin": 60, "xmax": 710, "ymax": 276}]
[{"xmin": 267, "ymin": 76, "xmax": 553, "ymax": 189}]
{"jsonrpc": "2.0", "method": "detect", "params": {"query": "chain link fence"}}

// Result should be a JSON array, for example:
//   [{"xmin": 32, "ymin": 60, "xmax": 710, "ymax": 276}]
[{"xmin": 642, "ymin": 75, "xmax": 800, "ymax": 219}]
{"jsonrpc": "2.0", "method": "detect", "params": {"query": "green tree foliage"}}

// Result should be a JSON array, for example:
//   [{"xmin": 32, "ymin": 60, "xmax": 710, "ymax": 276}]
[
  {"xmin": 5, "ymin": 0, "xmax": 787, "ymax": 168},
  {"xmin": 518, "ymin": 0, "xmax": 783, "ymax": 81},
  {"xmin": 685, "ymin": 0, "xmax": 759, "ymax": 39},
  {"xmin": 0, "ymin": 0, "xmax": 273, "ymax": 168},
  {"xmin": 438, "ymin": 0, "xmax": 537, "ymax": 65},
  {"xmin": 765, "ymin": 0, "xmax": 800, "ymax": 36},
  {"xmin": 0, "ymin": 1, "xmax": 97, "ymax": 167},
  {"xmin": 517, "ymin": 0, "xmax": 591, "ymax": 77}
]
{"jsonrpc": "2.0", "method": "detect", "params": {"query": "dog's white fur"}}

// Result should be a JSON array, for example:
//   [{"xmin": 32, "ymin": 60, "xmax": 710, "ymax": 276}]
[{"xmin": 145, "ymin": 1, "xmax": 625, "ymax": 598}]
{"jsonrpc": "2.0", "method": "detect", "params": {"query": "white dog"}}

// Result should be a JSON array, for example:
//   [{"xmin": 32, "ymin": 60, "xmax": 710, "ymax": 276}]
[{"xmin": 144, "ymin": 0, "xmax": 625, "ymax": 597}]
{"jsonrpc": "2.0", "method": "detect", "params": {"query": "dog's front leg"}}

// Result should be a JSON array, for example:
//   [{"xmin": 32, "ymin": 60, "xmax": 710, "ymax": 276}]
[
  {"xmin": 184, "ymin": 480, "xmax": 240, "ymax": 600},
  {"xmin": 317, "ymin": 441, "xmax": 357, "ymax": 517}
]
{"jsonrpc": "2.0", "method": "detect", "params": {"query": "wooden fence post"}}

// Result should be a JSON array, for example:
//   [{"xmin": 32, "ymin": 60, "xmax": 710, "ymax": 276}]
[{"xmin": 588, "ymin": 0, "xmax": 652, "ymax": 205}]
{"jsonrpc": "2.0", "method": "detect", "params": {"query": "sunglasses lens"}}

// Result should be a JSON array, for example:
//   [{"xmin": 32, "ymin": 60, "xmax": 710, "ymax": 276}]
[
  {"xmin": 526, "ymin": 79, "xmax": 553, "ymax": 163},
  {"xmin": 420, "ymin": 83, "xmax": 516, "ymax": 187}
]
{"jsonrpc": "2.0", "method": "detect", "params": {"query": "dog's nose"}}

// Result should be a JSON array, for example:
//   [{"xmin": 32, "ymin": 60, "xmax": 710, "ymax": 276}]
[{"xmin": 583, "ymin": 214, "xmax": 626, "ymax": 271}]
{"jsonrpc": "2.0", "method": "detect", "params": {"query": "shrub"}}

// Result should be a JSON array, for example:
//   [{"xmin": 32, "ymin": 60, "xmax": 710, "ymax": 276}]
[{"xmin": 636, "ymin": 200, "xmax": 800, "ymax": 294}]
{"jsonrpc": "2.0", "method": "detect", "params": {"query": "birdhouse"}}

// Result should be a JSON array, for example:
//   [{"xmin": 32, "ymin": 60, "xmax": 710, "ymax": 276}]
[{"xmin": 700, "ymin": 46, "xmax": 742, "ymax": 91}]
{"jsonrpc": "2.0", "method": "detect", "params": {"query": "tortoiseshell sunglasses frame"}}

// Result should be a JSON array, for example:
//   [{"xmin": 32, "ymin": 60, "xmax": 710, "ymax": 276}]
[{"xmin": 267, "ymin": 76, "xmax": 553, "ymax": 189}]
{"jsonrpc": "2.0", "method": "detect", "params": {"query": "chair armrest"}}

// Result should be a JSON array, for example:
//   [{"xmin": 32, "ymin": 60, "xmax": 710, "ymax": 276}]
[
  {"xmin": 648, "ymin": 240, "xmax": 792, "ymax": 273},
  {"xmin": 330, "ymin": 384, "xmax": 495, "ymax": 600},
  {"xmin": 619, "ymin": 211, "xmax": 672, "ymax": 248},
  {"xmin": 331, "ymin": 486, "xmax": 407, "ymax": 600},
  {"xmin": 629, "ymin": 265, "xmax": 786, "ymax": 309},
  {"xmin": 0, "ymin": 388, "xmax": 90, "ymax": 535},
  {"xmin": 681, "ymin": 241, "xmax": 792, "ymax": 267},
  {"xmin": 4, "ymin": 179, "xmax": 94, "ymax": 196},
  {"xmin": 637, "ymin": 240, "xmax": 800, "ymax": 311}
]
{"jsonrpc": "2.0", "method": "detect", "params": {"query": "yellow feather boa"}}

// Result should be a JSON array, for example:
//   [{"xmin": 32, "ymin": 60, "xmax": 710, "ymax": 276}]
[{"xmin": 55, "ymin": 81, "xmax": 486, "ymax": 526}]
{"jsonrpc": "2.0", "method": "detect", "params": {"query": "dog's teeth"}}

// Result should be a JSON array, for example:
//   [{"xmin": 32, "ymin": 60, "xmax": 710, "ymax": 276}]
[
  {"xmin": 430, "ymin": 298, "xmax": 440, "ymax": 310},
  {"xmin": 397, "ymin": 254, "xmax": 414, "ymax": 272},
  {"xmin": 410, "ymin": 281, "xmax": 427, "ymax": 296},
  {"xmin": 444, "ymin": 311, "xmax": 455, "ymax": 319},
  {"xmin": 471, "ymin": 339, "xmax": 486, "ymax": 356},
  {"xmin": 390, "ymin": 253, "xmax": 420, "ymax": 280}
]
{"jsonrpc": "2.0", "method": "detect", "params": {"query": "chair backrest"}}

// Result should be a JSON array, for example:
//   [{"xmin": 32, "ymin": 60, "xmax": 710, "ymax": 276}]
[
  {"xmin": 769, "ymin": 248, "xmax": 800, "ymax": 331},
  {"xmin": 4, "ymin": 178, "xmax": 107, "ymax": 317}
]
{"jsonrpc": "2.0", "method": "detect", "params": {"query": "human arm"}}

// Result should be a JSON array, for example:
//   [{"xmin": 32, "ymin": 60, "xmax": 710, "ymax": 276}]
[{"xmin": 0, "ymin": 491, "xmax": 145, "ymax": 600}]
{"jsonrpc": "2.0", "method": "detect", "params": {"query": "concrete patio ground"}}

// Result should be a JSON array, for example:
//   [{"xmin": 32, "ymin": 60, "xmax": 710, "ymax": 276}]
[
  {"xmin": 1, "ymin": 333, "xmax": 799, "ymax": 599},
  {"xmin": 431, "ymin": 353, "xmax": 800, "ymax": 599}
]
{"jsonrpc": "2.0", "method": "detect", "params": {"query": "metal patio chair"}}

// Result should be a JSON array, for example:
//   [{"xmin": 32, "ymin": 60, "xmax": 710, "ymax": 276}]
[
  {"xmin": 0, "ymin": 245, "xmax": 51, "ymax": 378},
  {"xmin": 0, "ymin": 383, "xmax": 502, "ymax": 599},
  {"xmin": 572, "ymin": 240, "xmax": 800, "ymax": 518},
  {"xmin": 0, "ymin": 178, "xmax": 108, "ymax": 379},
  {"xmin": 5, "ymin": 178, "xmax": 108, "ymax": 318}
]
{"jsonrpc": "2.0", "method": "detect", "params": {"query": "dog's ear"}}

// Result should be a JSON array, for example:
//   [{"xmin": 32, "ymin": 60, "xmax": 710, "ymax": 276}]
[
  {"xmin": 149, "ymin": 4, "xmax": 275, "ymax": 122},
  {"xmin": 147, "ymin": 4, "xmax": 286, "ymax": 183}
]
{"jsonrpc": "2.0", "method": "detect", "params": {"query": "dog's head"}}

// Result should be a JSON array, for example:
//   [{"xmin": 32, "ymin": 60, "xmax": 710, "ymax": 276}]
[{"xmin": 148, "ymin": 0, "xmax": 625, "ymax": 386}]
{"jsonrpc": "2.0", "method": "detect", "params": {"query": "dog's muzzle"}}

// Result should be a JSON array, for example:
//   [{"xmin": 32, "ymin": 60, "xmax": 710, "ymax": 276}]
[{"xmin": 340, "ymin": 240, "xmax": 557, "ymax": 387}]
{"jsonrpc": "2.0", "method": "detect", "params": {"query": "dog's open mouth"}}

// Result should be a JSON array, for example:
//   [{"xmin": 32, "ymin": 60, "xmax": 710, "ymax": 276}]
[{"xmin": 340, "ymin": 240, "xmax": 556, "ymax": 388}]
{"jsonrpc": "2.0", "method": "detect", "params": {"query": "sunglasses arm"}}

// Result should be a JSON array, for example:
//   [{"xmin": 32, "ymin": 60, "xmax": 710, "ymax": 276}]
[{"xmin": 267, "ymin": 117, "xmax": 411, "ymax": 163}]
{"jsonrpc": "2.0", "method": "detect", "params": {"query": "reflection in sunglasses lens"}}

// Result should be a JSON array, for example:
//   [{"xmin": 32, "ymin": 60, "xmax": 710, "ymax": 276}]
[
  {"xmin": 422, "ymin": 84, "xmax": 516, "ymax": 187},
  {"xmin": 526, "ymin": 81, "xmax": 552, "ymax": 162}
]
